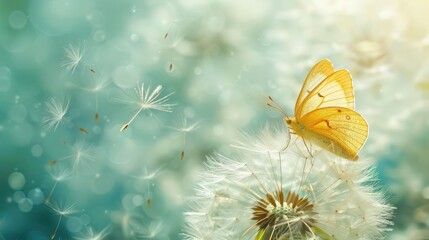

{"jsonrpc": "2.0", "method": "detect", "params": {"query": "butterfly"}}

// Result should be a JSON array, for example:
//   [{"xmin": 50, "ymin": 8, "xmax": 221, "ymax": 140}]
[{"xmin": 269, "ymin": 59, "xmax": 368, "ymax": 161}]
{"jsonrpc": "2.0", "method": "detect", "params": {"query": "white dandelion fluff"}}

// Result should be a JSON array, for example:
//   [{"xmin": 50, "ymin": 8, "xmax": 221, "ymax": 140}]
[
  {"xmin": 183, "ymin": 124, "xmax": 393, "ymax": 240},
  {"xmin": 42, "ymin": 97, "xmax": 70, "ymax": 132},
  {"xmin": 169, "ymin": 115, "xmax": 201, "ymax": 160},
  {"xmin": 74, "ymin": 226, "xmax": 110, "ymax": 240},
  {"xmin": 115, "ymin": 83, "xmax": 175, "ymax": 131},
  {"xmin": 45, "ymin": 163, "xmax": 73, "ymax": 204},
  {"xmin": 69, "ymin": 139, "xmax": 96, "ymax": 175},
  {"xmin": 47, "ymin": 199, "xmax": 79, "ymax": 240},
  {"xmin": 62, "ymin": 43, "xmax": 86, "ymax": 74}
]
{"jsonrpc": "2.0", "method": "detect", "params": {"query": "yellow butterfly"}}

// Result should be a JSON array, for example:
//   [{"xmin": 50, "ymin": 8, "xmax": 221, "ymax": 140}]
[{"xmin": 269, "ymin": 59, "xmax": 368, "ymax": 161}]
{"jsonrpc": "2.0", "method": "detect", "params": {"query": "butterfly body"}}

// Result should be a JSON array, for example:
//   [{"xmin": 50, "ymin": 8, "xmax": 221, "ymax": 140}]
[{"xmin": 284, "ymin": 59, "xmax": 368, "ymax": 161}]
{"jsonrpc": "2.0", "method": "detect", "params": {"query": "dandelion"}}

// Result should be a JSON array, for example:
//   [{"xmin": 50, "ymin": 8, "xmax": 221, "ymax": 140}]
[
  {"xmin": 232, "ymin": 123, "xmax": 290, "ymax": 154},
  {"xmin": 169, "ymin": 116, "xmax": 200, "ymax": 160},
  {"xmin": 115, "ymin": 83, "xmax": 175, "ymax": 131},
  {"xmin": 42, "ymin": 97, "xmax": 70, "ymax": 132},
  {"xmin": 183, "ymin": 124, "xmax": 393, "ymax": 239},
  {"xmin": 45, "ymin": 163, "xmax": 73, "ymax": 204},
  {"xmin": 47, "ymin": 200, "xmax": 79, "ymax": 239},
  {"xmin": 74, "ymin": 226, "xmax": 110, "ymax": 240}
]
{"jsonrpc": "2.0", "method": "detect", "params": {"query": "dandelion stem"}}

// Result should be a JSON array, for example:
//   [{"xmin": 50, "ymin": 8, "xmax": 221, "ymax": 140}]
[
  {"xmin": 95, "ymin": 92, "xmax": 99, "ymax": 123},
  {"xmin": 51, "ymin": 214, "xmax": 63, "ymax": 240},
  {"xmin": 120, "ymin": 106, "xmax": 144, "ymax": 132},
  {"xmin": 147, "ymin": 182, "xmax": 151, "ymax": 208},
  {"xmin": 85, "ymin": 65, "xmax": 96, "ymax": 74},
  {"xmin": 45, "ymin": 181, "xmax": 58, "ymax": 204},
  {"xmin": 181, "ymin": 131, "xmax": 187, "ymax": 160}
]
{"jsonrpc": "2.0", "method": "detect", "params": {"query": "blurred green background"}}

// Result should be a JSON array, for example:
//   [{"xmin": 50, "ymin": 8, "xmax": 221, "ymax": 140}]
[{"xmin": 1, "ymin": 0, "xmax": 429, "ymax": 239}]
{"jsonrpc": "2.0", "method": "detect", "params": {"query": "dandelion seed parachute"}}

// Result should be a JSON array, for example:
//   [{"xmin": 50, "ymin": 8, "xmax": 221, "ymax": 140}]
[
  {"xmin": 61, "ymin": 43, "xmax": 86, "ymax": 74},
  {"xmin": 116, "ymin": 83, "xmax": 175, "ymax": 131},
  {"xmin": 42, "ymin": 97, "xmax": 70, "ymax": 132}
]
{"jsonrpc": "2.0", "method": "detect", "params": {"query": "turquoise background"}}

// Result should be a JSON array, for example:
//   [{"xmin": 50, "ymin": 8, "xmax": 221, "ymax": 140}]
[{"xmin": 1, "ymin": 0, "xmax": 429, "ymax": 239}]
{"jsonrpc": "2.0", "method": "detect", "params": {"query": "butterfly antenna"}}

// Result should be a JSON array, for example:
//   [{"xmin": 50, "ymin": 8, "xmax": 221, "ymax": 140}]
[{"xmin": 267, "ymin": 96, "xmax": 290, "ymax": 120}]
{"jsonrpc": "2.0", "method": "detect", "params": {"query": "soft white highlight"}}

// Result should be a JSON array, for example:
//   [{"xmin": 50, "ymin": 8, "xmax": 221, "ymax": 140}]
[{"xmin": 183, "ymin": 124, "xmax": 393, "ymax": 239}]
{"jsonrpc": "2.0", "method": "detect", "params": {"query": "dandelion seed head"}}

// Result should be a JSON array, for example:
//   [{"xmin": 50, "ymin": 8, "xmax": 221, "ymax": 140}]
[
  {"xmin": 232, "ymin": 123, "xmax": 290, "ymax": 154},
  {"xmin": 183, "ymin": 124, "xmax": 394, "ymax": 240},
  {"xmin": 42, "ymin": 97, "xmax": 70, "ymax": 132},
  {"xmin": 251, "ymin": 190, "xmax": 317, "ymax": 239}
]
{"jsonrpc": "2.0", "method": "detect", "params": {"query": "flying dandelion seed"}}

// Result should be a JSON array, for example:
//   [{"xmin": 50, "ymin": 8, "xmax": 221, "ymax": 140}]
[
  {"xmin": 79, "ymin": 128, "xmax": 89, "ymax": 135},
  {"xmin": 69, "ymin": 139, "xmax": 96, "ymax": 175},
  {"xmin": 74, "ymin": 226, "xmax": 110, "ymax": 240},
  {"xmin": 133, "ymin": 166, "xmax": 164, "ymax": 209},
  {"xmin": 138, "ymin": 221, "xmax": 165, "ymax": 239},
  {"xmin": 147, "ymin": 190, "xmax": 151, "ymax": 208},
  {"xmin": 169, "ymin": 116, "xmax": 200, "ymax": 160},
  {"xmin": 115, "ymin": 83, "xmax": 175, "ymax": 131},
  {"xmin": 183, "ymin": 124, "xmax": 393, "ymax": 239},
  {"xmin": 88, "ymin": 75, "xmax": 109, "ymax": 123},
  {"xmin": 61, "ymin": 42, "xmax": 97, "ymax": 74},
  {"xmin": 48, "ymin": 160, "xmax": 58, "ymax": 166},
  {"xmin": 169, "ymin": 62, "xmax": 173, "ymax": 72},
  {"xmin": 46, "ymin": 200, "xmax": 79, "ymax": 240},
  {"xmin": 113, "ymin": 211, "xmax": 152, "ymax": 239},
  {"xmin": 42, "ymin": 97, "xmax": 70, "ymax": 132},
  {"xmin": 69, "ymin": 74, "xmax": 109, "ymax": 123},
  {"xmin": 164, "ymin": 21, "xmax": 174, "ymax": 40},
  {"xmin": 45, "ymin": 163, "xmax": 72, "ymax": 204},
  {"xmin": 61, "ymin": 43, "xmax": 86, "ymax": 74}
]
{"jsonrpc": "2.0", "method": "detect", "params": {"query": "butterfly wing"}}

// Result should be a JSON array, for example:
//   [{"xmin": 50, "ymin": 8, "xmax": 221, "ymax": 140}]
[
  {"xmin": 299, "ymin": 107, "xmax": 368, "ymax": 160},
  {"xmin": 295, "ymin": 59, "xmax": 334, "ymax": 116},
  {"xmin": 296, "ymin": 69, "xmax": 355, "ymax": 118}
]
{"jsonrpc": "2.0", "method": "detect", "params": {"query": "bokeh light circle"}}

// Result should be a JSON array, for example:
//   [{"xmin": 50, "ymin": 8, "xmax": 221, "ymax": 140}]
[
  {"xmin": 8, "ymin": 172, "xmax": 26, "ymax": 190},
  {"xmin": 28, "ymin": 188, "xmax": 44, "ymax": 205},
  {"xmin": 9, "ymin": 11, "xmax": 28, "ymax": 29},
  {"xmin": 18, "ymin": 198, "xmax": 33, "ymax": 212},
  {"xmin": 31, "ymin": 145, "xmax": 44, "ymax": 157},
  {"xmin": 13, "ymin": 191, "xmax": 25, "ymax": 202},
  {"xmin": 66, "ymin": 216, "xmax": 82, "ymax": 233}
]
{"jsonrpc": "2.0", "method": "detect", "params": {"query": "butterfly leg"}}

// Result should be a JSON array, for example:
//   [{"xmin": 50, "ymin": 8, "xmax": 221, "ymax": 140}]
[{"xmin": 280, "ymin": 130, "xmax": 292, "ymax": 152}]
